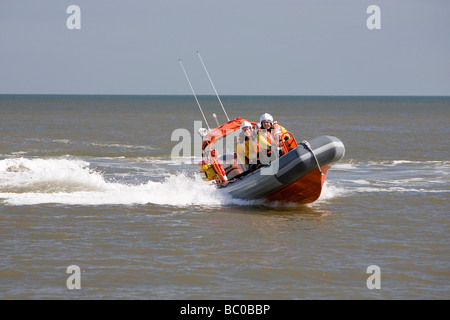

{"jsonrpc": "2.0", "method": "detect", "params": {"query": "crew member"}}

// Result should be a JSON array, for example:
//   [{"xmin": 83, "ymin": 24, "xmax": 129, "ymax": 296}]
[
  {"xmin": 257, "ymin": 113, "xmax": 290, "ymax": 157},
  {"xmin": 235, "ymin": 121, "xmax": 269, "ymax": 171}
]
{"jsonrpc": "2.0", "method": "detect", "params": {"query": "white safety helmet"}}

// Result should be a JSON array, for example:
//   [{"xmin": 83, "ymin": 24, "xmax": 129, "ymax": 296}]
[
  {"xmin": 260, "ymin": 113, "xmax": 273, "ymax": 123},
  {"xmin": 240, "ymin": 121, "xmax": 252, "ymax": 130}
]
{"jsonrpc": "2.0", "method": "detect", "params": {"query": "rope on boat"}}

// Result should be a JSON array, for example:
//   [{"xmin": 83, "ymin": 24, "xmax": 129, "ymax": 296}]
[{"xmin": 302, "ymin": 140, "xmax": 324, "ymax": 176}]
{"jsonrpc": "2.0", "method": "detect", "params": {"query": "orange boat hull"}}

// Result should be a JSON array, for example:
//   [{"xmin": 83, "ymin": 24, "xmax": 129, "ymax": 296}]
[{"xmin": 266, "ymin": 165, "xmax": 330, "ymax": 204}]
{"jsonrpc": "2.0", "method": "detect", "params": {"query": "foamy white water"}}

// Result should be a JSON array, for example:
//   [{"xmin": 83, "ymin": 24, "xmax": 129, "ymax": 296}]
[
  {"xmin": 317, "ymin": 181, "xmax": 347, "ymax": 201},
  {"xmin": 329, "ymin": 159, "xmax": 450, "ymax": 194},
  {"xmin": 0, "ymin": 157, "xmax": 253, "ymax": 206},
  {"xmin": 0, "ymin": 157, "xmax": 106, "ymax": 193}
]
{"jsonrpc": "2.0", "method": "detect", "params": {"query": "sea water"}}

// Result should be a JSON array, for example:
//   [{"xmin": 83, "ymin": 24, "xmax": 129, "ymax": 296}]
[{"xmin": 0, "ymin": 95, "xmax": 448, "ymax": 299}]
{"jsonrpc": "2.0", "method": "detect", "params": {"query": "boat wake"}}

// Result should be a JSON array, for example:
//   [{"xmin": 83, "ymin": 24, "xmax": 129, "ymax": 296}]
[
  {"xmin": 0, "ymin": 157, "xmax": 253, "ymax": 206},
  {"xmin": 320, "ymin": 160, "xmax": 450, "ymax": 197}
]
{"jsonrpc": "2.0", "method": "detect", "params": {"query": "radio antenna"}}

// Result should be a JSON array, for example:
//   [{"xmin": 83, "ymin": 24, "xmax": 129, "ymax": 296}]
[
  {"xmin": 197, "ymin": 51, "xmax": 230, "ymax": 121},
  {"xmin": 179, "ymin": 59, "xmax": 210, "ymax": 130},
  {"xmin": 212, "ymin": 113, "xmax": 220, "ymax": 127}
]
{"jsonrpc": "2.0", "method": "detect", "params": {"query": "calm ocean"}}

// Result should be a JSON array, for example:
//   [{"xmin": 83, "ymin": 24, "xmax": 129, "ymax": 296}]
[{"xmin": 0, "ymin": 95, "xmax": 449, "ymax": 300}]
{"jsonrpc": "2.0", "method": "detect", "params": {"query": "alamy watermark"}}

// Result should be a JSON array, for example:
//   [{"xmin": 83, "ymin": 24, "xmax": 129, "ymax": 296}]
[
  {"xmin": 366, "ymin": 265, "xmax": 381, "ymax": 289},
  {"xmin": 64, "ymin": 263, "xmax": 381, "ymax": 291},
  {"xmin": 66, "ymin": 5, "xmax": 381, "ymax": 31},
  {"xmin": 66, "ymin": 265, "xmax": 81, "ymax": 289},
  {"xmin": 367, "ymin": 5, "xmax": 381, "ymax": 30},
  {"xmin": 66, "ymin": 5, "xmax": 81, "ymax": 30}
]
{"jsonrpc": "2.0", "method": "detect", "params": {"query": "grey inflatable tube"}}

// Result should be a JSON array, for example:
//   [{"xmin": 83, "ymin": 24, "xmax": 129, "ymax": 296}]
[{"xmin": 222, "ymin": 135, "xmax": 345, "ymax": 200}]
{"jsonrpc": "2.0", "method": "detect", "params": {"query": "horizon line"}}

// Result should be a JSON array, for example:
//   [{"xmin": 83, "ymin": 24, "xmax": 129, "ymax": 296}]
[{"xmin": 1, "ymin": 93, "xmax": 450, "ymax": 98}]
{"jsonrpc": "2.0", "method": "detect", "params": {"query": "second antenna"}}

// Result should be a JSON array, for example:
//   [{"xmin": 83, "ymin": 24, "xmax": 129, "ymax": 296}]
[{"xmin": 197, "ymin": 51, "xmax": 231, "ymax": 122}]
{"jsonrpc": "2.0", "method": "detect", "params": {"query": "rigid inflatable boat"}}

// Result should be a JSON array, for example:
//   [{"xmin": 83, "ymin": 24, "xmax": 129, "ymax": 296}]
[{"xmin": 198, "ymin": 117, "xmax": 345, "ymax": 204}]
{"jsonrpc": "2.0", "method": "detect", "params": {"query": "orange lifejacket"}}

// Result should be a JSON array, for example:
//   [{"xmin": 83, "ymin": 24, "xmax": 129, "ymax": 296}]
[
  {"xmin": 259, "ymin": 129, "xmax": 275, "ymax": 145},
  {"xmin": 258, "ymin": 121, "xmax": 292, "ymax": 158},
  {"xmin": 210, "ymin": 148, "xmax": 227, "ymax": 182},
  {"xmin": 272, "ymin": 121, "xmax": 290, "ymax": 141}
]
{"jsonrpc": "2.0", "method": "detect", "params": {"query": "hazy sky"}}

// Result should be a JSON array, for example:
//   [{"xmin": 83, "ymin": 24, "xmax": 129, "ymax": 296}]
[{"xmin": 1, "ymin": 0, "xmax": 449, "ymax": 95}]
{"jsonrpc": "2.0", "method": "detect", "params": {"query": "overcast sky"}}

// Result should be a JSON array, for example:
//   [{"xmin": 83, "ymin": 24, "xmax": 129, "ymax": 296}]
[{"xmin": 1, "ymin": 0, "xmax": 449, "ymax": 95}]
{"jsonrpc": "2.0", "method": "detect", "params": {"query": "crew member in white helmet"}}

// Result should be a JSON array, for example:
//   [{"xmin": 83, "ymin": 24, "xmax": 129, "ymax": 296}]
[
  {"xmin": 235, "ymin": 121, "xmax": 269, "ymax": 171},
  {"xmin": 257, "ymin": 113, "xmax": 291, "ymax": 157}
]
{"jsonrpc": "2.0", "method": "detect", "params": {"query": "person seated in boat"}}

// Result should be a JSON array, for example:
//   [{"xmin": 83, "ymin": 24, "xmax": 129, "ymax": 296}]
[
  {"xmin": 257, "ymin": 113, "xmax": 291, "ymax": 157},
  {"xmin": 258, "ymin": 113, "xmax": 291, "ymax": 140},
  {"xmin": 235, "ymin": 121, "xmax": 269, "ymax": 171}
]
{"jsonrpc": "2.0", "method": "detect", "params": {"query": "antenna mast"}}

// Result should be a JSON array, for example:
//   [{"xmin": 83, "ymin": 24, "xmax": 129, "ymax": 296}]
[
  {"xmin": 197, "ymin": 51, "xmax": 230, "ymax": 122},
  {"xmin": 179, "ymin": 59, "xmax": 210, "ymax": 130}
]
